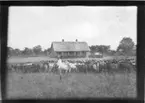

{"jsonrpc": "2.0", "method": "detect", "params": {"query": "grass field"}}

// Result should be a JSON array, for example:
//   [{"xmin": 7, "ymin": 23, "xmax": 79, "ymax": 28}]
[
  {"xmin": 7, "ymin": 56, "xmax": 56, "ymax": 64},
  {"xmin": 6, "ymin": 72, "xmax": 136, "ymax": 99},
  {"xmin": 6, "ymin": 56, "xmax": 136, "ymax": 99}
]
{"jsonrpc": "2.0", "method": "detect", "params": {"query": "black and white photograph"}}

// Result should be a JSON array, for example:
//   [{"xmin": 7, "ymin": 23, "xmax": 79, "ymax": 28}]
[{"xmin": 6, "ymin": 6, "xmax": 137, "ymax": 99}]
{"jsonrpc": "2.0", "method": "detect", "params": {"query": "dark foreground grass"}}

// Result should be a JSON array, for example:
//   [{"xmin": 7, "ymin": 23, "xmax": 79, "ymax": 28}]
[{"xmin": 6, "ymin": 72, "xmax": 136, "ymax": 99}]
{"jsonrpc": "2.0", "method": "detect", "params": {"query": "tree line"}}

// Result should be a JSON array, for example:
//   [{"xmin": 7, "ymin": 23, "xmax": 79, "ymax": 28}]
[
  {"xmin": 8, "ymin": 45, "xmax": 51, "ymax": 57},
  {"xmin": 89, "ymin": 37, "xmax": 136, "ymax": 56},
  {"xmin": 7, "ymin": 37, "xmax": 136, "ymax": 57}
]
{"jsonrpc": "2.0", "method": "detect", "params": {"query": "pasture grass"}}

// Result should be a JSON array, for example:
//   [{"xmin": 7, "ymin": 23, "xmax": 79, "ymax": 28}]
[
  {"xmin": 7, "ymin": 56, "xmax": 55, "ymax": 64},
  {"xmin": 6, "ymin": 72, "xmax": 136, "ymax": 99}
]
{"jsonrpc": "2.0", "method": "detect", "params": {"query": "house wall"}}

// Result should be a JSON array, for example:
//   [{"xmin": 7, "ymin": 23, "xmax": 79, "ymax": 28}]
[
  {"xmin": 57, "ymin": 51, "xmax": 87, "ymax": 58},
  {"xmin": 50, "ymin": 50, "xmax": 88, "ymax": 58}
]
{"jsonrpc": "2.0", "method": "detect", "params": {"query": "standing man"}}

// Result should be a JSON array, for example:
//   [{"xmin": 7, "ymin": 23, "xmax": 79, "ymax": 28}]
[{"xmin": 57, "ymin": 55, "xmax": 62, "ymax": 81}]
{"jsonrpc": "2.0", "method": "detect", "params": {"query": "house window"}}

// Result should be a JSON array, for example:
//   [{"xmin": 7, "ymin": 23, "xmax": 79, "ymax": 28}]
[
  {"xmin": 64, "ymin": 52, "xmax": 67, "ymax": 56},
  {"xmin": 74, "ymin": 52, "xmax": 77, "ymax": 56},
  {"xmin": 76, "ymin": 52, "xmax": 80, "ymax": 56},
  {"xmin": 82, "ymin": 51, "xmax": 86, "ymax": 55},
  {"xmin": 69, "ymin": 52, "xmax": 74, "ymax": 55},
  {"xmin": 57, "ymin": 52, "xmax": 61, "ymax": 55},
  {"xmin": 61, "ymin": 52, "xmax": 64, "ymax": 56}
]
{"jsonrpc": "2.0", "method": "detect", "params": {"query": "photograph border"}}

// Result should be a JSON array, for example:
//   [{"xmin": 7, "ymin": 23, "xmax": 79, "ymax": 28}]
[{"xmin": 1, "ymin": 1, "xmax": 144, "ymax": 103}]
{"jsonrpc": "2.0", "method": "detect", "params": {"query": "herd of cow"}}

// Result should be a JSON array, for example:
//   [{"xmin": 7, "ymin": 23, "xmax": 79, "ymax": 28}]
[{"xmin": 7, "ymin": 57, "xmax": 136, "ymax": 74}]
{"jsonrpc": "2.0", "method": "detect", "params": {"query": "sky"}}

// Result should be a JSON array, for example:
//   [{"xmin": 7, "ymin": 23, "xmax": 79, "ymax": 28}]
[{"xmin": 8, "ymin": 6, "xmax": 137, "ymax": 50}]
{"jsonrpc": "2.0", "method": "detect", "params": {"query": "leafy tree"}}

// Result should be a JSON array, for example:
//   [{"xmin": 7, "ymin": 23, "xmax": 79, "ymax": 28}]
[
  {"xmin": 33, "ymin": 45, "xmax": 42, "ymax": 55},
  {"xmin": 7, "ymin": 47, "xmax": 14, "ymax": 56},
  {"xmin": 43, "ymin": 48, "xmax": 51, "ymax": 55},
  {"xmin": 22, "ymin": 47, "xmax": 33, "ymax": 56},
  {"xmin": 89, "ymin": 45, "xmax": 110, "ymax": 56},
  {"xmin": 97, "ymin": 45, "xmax": 110, "ymax": 56},
  {"xmin": 14, "ymin": 48, "xmax": 21, "ymax": 56},
  {"xmin": 7, "ymin": 47, "xmax": 21, "ymax": 56},
  {"xmin": 7, "ymin": 47, "xmax": 13, "ymax": 53},
  {"xmin": 89, "ymin": 45, "xmax": 97, "ymax": 53},
  {"xmin": 47, "ymin": 48, "xmax": 51, "ymax": 53},
  {"xmin": 117, "ymin": 37, "xmax": 134, "ymax": 55},
  {"xmin": 108, "ymin": 50, "xmax": 116, "ymax": 56}
]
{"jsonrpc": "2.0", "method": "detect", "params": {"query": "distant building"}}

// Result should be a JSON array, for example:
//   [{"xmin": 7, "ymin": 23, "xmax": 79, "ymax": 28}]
[
  {"xmin": 49, "ymin": 39, "xmax": 90, "ymax": 58},
  {"xmin": 94, "ymin": 52, "xmax": 102, "ymax": 56},
  {"xmin": 89, "ymin": 52, "xmax": 103, "ymax": 58}
]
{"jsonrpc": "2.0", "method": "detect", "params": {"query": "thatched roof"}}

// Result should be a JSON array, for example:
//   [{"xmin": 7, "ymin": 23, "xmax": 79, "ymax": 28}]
[{"xmin": 51, "ymin": 41, "xmax": 90, "ymax": 52}]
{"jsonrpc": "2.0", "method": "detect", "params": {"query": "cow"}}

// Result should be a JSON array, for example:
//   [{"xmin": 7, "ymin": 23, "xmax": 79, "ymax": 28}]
[
  {"xmin": 92, "ymin": 62, "xmax": 100, "ymax": 73},
  {"xmin": 118, "ymin": 61, "xmax": 134, "ymax": 73},
  {"xmin": 67, "ymin": 62, "xmax": 77, "ymax": 73}
]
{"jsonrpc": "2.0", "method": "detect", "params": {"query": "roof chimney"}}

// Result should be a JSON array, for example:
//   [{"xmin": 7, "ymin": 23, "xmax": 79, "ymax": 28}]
[
  {"xmin": 76, "ymin": 39, "xmax": 78, "ymax": 42},
  {"xmin": 62, "ymin": 39, "xmax": 64, "ymax": 42}
]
